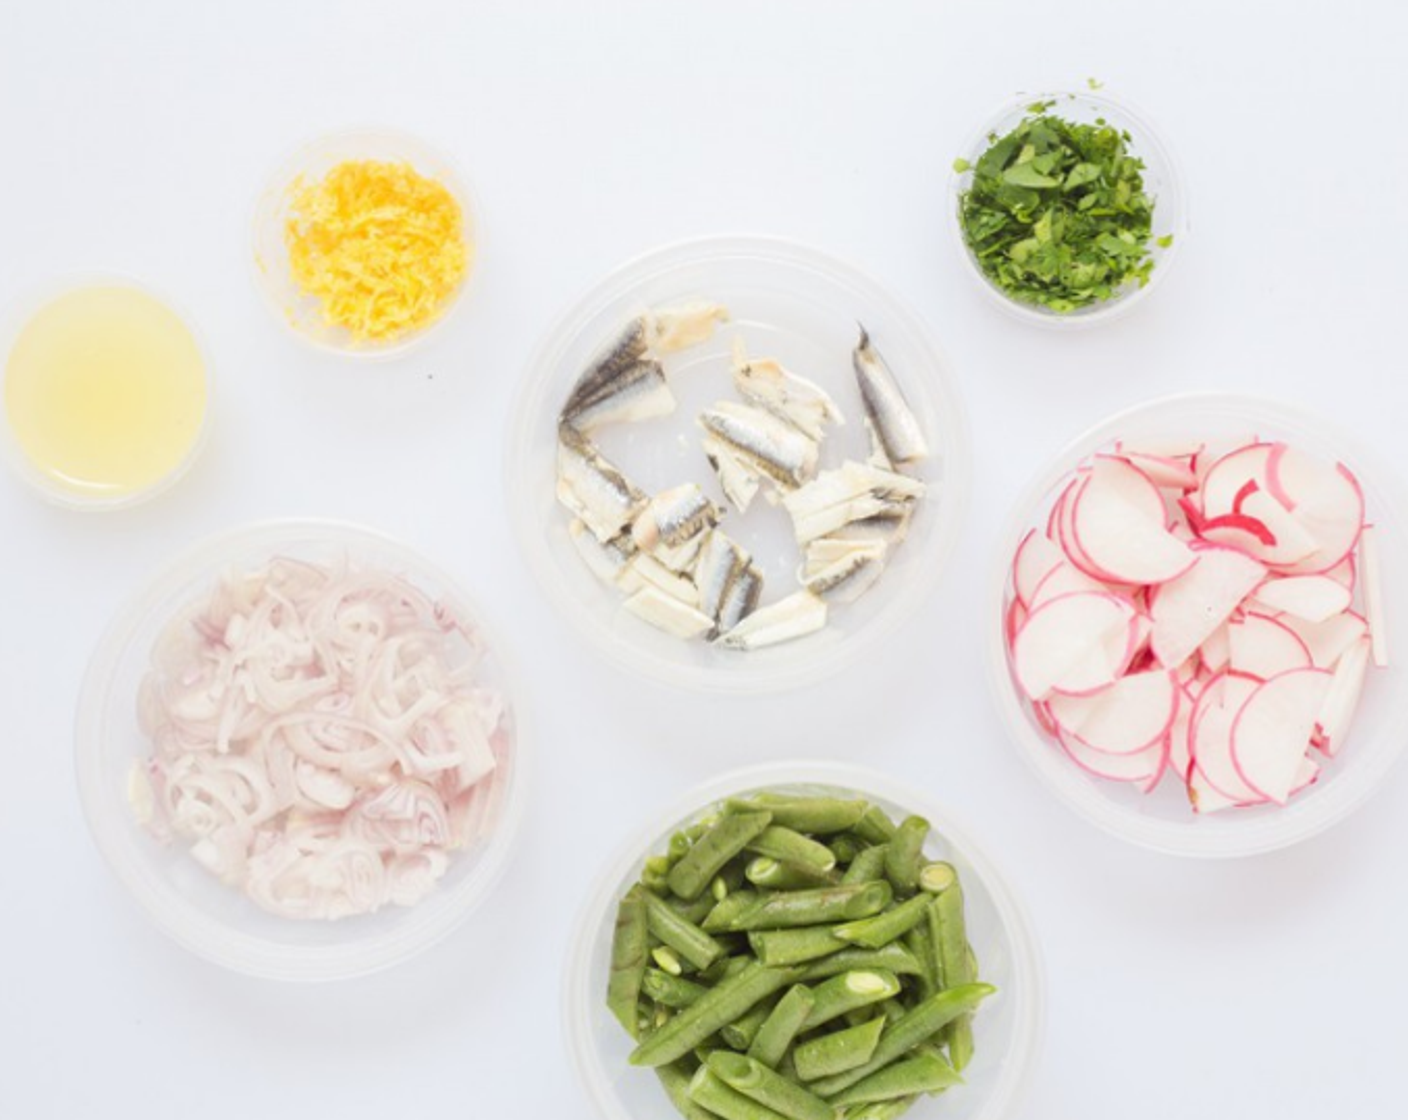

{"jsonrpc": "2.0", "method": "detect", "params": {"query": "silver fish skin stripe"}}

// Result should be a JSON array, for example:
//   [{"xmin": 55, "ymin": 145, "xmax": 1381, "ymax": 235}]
[
  {"xmin": 561, "ymin": 358, "xmax": 675, "ymax": 432},
  {"xmin": 715, "ymin": 562, "xmax": 763, "ymax": 634},
  {"xmin": 633, "ymin": 483, "xmax": 718, "ymax": 553},
  {"xmin": 698, "ymin": 401, "xmax": 818, "ymax": 488},
  {"xmin": 853, "ymin": 328, "xmax": 930, "ymax": 465},
  {"xmin": 556, "ymin": 424, "xmax": 647, "ymax": 541},
  {"xmin": 560, "ymin": 318, "xmax": 648, "ymax": 417},
  {"xmin": 695, "ymin": 531, "xmax": 750, "ymax": 625}
]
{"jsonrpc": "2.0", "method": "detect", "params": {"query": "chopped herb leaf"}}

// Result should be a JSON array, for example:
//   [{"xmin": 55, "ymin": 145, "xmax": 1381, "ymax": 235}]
[
  {"xmin": 1087, "ymin": 77, "xmax": 1104, "ymax": 90},
  {"xmin": 956, "ymin": 108, "xmax": 1160, "ymax": 312},
  {"xmin": 952, "ymin": 157, "xmax": 972, "ymax": 174}
]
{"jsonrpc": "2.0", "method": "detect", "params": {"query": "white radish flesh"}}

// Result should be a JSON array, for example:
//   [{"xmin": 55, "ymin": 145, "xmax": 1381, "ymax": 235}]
[
  {"xmin": 1230, "ymin": 668, "xmax": 1333, "ymax": 804},
  {"xmin": 1314, "ymin": 637, "xmax": 1371, "ymax": 757},
  {"xmin": 1228, "ymin": 613, "xmax": 1313, "ymax": 679},
  {"xmin": 1056, "ymin": 726, "xmax": 1166, "ymax": 783},
  {"xmin": 1149, "ymin": 546, "xmax": 1267, "ymax": 669},
  {"xmin": 1047, "ymin": 670, "xmax": 1179, "ymax": 755},
  {"xmin": 1252, "ymin": 575, "xmax": 1353, "ymax": 623},
  {"xmin": 1011, "ymin": 592, "xmax": 1136, "ymax": 702},
  {"xmin": 1070, "ymin": 460, "xmax": 1195, "ymax": 585}
]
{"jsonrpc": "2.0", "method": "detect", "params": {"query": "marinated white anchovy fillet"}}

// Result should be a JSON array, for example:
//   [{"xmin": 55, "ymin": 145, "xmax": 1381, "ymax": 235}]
[
  {"xmin": 624, "ymin": 586, "xmax": 715, "ymax": 639},
  {"xmin": 731, "ymin": 337, "xmax": 845, "ymax": 441},
  {"xmin": 568, "ymin": 519, "xmax": 637, "ymax": 584},
  {"xmin": 714, "ymin": 590, "xmax": 827, "ymax": 650},
  {"xmin": 702, "ymin": 434, "xmax": 763, "ymax": 514},
  {"xmin": 698, "ymin": 401, "xmax": 819, "ymax": 489},
  {"xmin": 632, "ymin": 483, "xmax": 720, "ymax": 553},
  {"xmin": 645, "ymin": 302, "xmax": 730, "ymax": 354},
  {"xmin": 853, "ymin": 328, "xmax": 929, "ymax": 465},
  {"xmin": 556, "ymin": 425, "xmax": 648, "ymax": 542}
]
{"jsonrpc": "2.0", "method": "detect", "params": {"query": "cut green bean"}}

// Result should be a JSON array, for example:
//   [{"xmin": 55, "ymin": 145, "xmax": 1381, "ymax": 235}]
[
  {"xmin": 918, "ymin": 861, "xmax": 958, "ymax": 894},
  {"xmin": 852, "ymin": 805, "xmax": 897, "ymax": 845},
  {"xmin": 669, "ymin": 811, "xmax": 773, "ymax": 901},
  {"xmin": 699, "ymin": 954, "xmax": 753, "ymax": 985},
  {"xmin": 931, "ymin": 878, "xmax": 976, "ymax": 1071},
  {"xmin": 828, "ymin": 833, "xmax": 866, "ymax": 865},
  {"xmin": 668, "ymin": 892, "xmax": 719, "ymax": 925},
  {"xmin": 721, "ymin": 994, "xmax": 780, "ymax": 1050},
  {"xmin": 798, "ymin": 943, "xmax": 923, "ymax": 982},
  {"xmin": 643, "ymin": 855, "xmax": 673, "ymax": 894},
  {"xmin": 792, "ymin": 1014, "xmax": 886, "ymax": 1081},
  {"xmin": 840, "ymin": 842, "xmax": 890, "ymax": 885},
  {"xmin": 830, "ymin": 1050, "xmax": 962, "ymax": 1106},
  {"xmin": 687, "ymin": 1068, "xmax": 792, "ymax": 1120},
  {"xmin": 835, "ymin": 894, "xmax": 931, "ymax": 949},
  {"xmin": 746, "ymin": 826, "xmax": 838, "ymax": 873},
  {"xmin": 884, "ymin": 816, "xmax": 929, "ymax": 895},
  {"xmin": 746, "ymin": 857, "xmax": 836, "ymax": 891},
  {"xmin": 748, "ymin": 985, "xmax": 815, "ymax": 1069},
  {"xmin": 643, "ymin": 968, "xmax": 708, "ymax": 1009},
  {"xmin": 807, "ymin": 983, "xmax": 995, "ymax": 1096},
  {"xmin": 646, "ymin": 890, "xmax": 726, "ymax": 971},
  {"xmin": 748, "ymin": 926, "xmax": 847, "ymax": 967},
  {"xmin": 903, "ymin": 921, "xmax": 936, "ymax": 1001},
  {"xmin": 608, "ymin": 884, "xmax": 650, "ymax": 1037},
  {"xmin": 801, "ymin": 970, "xmax": 902, "ymax": 1030},
  {"xmin": 703, "ymin": 889, "xmax": 764, "ymax": 932},
  {"xmin": 845, "ymin": 1097, "xmax": 918, "ymax": 1120},
  {"xmin": 727, "ymin": 794, "xmax": 869, "ymax": 834},
  {"xmin": 708, "ymin": 1052, "xmax": 834, "ymax": 1120},
  {"xmin": 727, "ymin": 881, "xmax": 892, "ymax": 931},
  {"xmin": 653, "ymin": 946, "xmax": 684, "ymax": 976},
  {"xmin": 630, "ymin": 961, "xmax": 802, "ymax": 1068},
  {"xmin": 669, "ymin": 830, "xmax": 692, "ymax": 863},
  {"xmin": 657, "ymin": 1059, "xmax": 717, "ymax": 1120}
]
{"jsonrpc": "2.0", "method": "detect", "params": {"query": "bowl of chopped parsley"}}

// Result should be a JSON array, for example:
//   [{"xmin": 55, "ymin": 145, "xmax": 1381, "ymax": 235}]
[{"xmin": 951, "ymin": 90, "xmax": 1186, "ymax": 327}]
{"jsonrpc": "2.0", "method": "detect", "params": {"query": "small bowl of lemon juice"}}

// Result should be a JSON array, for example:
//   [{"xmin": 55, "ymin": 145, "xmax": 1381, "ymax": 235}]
[{"xmin": 0, "ymin": 276, "xmax": 211, "ymax": 510}]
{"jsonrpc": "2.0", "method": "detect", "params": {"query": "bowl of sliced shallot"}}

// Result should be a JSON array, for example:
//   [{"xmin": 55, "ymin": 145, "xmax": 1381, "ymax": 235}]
[
  {"xmin": 507, "ymin": 236, "xmax": 971, "ymax": 694},
  {"xmin": 75, "ymin": 519, "xmax": 524, "ymax": 979},
  {"xmin": 988, "ymin": 393, "xmax": 1408, "ymax": 857}
]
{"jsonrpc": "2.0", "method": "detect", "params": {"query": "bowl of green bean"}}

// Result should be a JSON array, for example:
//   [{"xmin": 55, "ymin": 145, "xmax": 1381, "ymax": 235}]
[{"xmin": 565, "ymin": 762, "xmax": 1043, "ymax": 1120}]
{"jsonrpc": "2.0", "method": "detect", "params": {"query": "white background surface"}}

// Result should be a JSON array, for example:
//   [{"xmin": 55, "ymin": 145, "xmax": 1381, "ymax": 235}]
[{"xmin": 1, "ymin": 1, "xmax": 1404, "ymax": 1117}]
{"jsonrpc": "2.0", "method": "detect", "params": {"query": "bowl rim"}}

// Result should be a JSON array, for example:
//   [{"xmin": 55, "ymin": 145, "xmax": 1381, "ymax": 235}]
[
  {"xmin": 248, "ymin": 125, "xmax": 480, "ymax": 362},
  {"xmin": 505, "ymin": 232, "xmax": 973, "ymax": 695},
  {"xmin": 948, "ymin": 87, "xmax": 1189, "ymax": 330},
  {"xmin": 73, "ymin": 516, "xmax": 529, "ymax": 980},
  {"xmin": 562, "ymin": 758, "xmax": 1046, "ymax": 1120},
  {"xmin": 0, "ymin": 270, "xmax": 213, "ymax": 511},
  {"xmin": 985, "ymin": 390, "xmax": 1408, "ymax": 857}
]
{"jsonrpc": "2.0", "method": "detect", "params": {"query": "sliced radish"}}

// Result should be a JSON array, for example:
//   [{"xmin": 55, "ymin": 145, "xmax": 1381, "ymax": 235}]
[
  {"xmin": 1011, "ymin": 592, "xmax": 1137, "ymax": 702},
  {"xmin": 1070, "ymin": 459, "xmax": 1195, "ymax": 585},
  {"xmin": 1188, "ymin": 766, "xmax": 1248, "ymax": 814},
  {"xmin": 1276, "ymin": 611, "xmax": 1367, "ymax": 670},
  {"xmin": 1115, "ymin": 451, "xmax": 1198, "ymax": 491},
  {"xmin": 1229, "ymin": 668, "xmax": 1333, "ymax": 805},
  {"xmin": 1228, "ymin": 613, "xmax": 1312, "ymax": 679},
  {"xmin": 1289, "ymin": 754, "xmax": 1321, "ymax": 797},
  {"xmin": 1360, "ymin": 524, "xmax": 1389, "ymax": 668},
  {"xmin": 1323, "ymin": 554, "xmax": 1356, "ymax": 594},
  {"xmin": 1314, "ymin": 637, "xmax": 1371, "ymax": 757},
  {"xmin": 1198, "ymin": 442, "xmax": 1278, "ymax": 518},
  {"xmin": 1269, "ymin": 448, "xmax": 1366, "ymax": 574},
  {"xmin": 1252, "ymin": 574, "xmax": 1353, "ymax": 623},
  {"xmin": 1149, "ymin": 546, "xmax": 1266, "ymax": 669},
  {"xmin": 1047, "ymin": 670, "xmax": 1178, "ymax": 755},
  {"xmin": 1117, "ymin": 437, "xmax": 1204, "ymax": 460},
  {"xmin": 1190, "ymin": 672, "xmax": 1266, "ymax": 804},
  {"xmin": 1012, "ymin": 530, "xmax": 1067, "ymax": 607},
  {"xmin": 1167, "ymin": 685, "xmax": 1195, "ymax": 782},
  {"xmin": 1199, "ymin": 621, "xmax": 1232, "ymax": 674},
  {"xmin": 1027, "ymin": 561, "xmax": 1109, "ymax": 611},
  {"xmin": 1005, "ymin": 597, "xmax": 1028, "ymax": 648},
  {"xmin": 1056, "ymin": 725, "xmax": 1166, "ymax": 783}
]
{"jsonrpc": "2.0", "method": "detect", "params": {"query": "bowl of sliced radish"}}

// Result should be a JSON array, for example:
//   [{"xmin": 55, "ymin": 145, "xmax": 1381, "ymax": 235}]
[
  {"xmin": 988, "ymin": 393, "xmax": 1408, "ymax": 857},
  {"xmin": 75, "ymin": 519, "xmax": 525, "ymax": 979}
]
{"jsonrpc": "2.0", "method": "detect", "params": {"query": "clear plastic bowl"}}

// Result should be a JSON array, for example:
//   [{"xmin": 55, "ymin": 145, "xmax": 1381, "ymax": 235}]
[
  {"xmin": 950, "ymin": 90, "xmax": 1188, "ymax": 329},
  {"xmin": 74, "ymin": 519, "xmax": 526, "ymax": 980},
  {"xmin": 0, "ymin": 272, "xmax": 212, "ymax": 511},
  {"xmin": 507, "ymin": 235, "xmax": 972, "ymax": 694},
  {"xmin": 250, "ymin": 127, "xmax": 478, "ymax": 360},
  {"xmin": 564, "ymin": 761, "xmax": 1044, "ymax": 1120},
  {"xmin": 987, "ymin": 393, "xmax": 1408, "ymax": 857}
]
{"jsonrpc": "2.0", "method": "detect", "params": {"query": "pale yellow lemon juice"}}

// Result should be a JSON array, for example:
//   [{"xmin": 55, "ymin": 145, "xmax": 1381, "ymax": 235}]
[{"xmin": 2, "ymin": 284, "xmax": 207, "ymax": 506}]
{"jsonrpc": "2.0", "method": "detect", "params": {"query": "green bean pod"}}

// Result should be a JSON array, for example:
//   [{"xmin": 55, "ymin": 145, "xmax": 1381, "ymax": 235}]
[
  {"xmin": 687, "ymin": 1067, "xmax": 792, "ymax": 1120},
  {"xmin": 800, "ymin": 969, "xmax": 902, "ymax": 1030},
  {"xmin": 720, "ymin": 995, "xmax": 780, "ymax": 1050},
  {"xmin": 931, "ymin": 878, "xmax": 976, "ymax": 1071},
  {"xmin": 653, "ymin": 947, "xmax": 684, "ymax": 975},
  {"xmin": 748, "ymin": 926, "xmax": 848, "ymax": 967},
  {"xmin": 807, "ymin": 982, "xmax": 995, "ymax": 1096},
  {"xmin": 746, "ymin": 826, "xmax": 838, "ymax": 873},
  {"xmin": 747, "ymin": 985, "xmax": 815, "ymax": 1069},
  {"xmin": 852, "ymin": 805, "xmax": 898, "ymax": 846},
  {"xmin": 902, "ymin": 922, "xmax": 937, "ymax": 1001},
  {"xmin": 708, "ymin": 1052, "xmax": 835, "ymax": 1120},
  {"xmin": 643, "ymin": 968, "xmax": 708, "ymax": 1010},
  {"xmin": 646, "ymin": 890, "xmax": 726, "ymax": 971},
  {"xmin": 792, "ymin": 1014, "xmax": 886, "ymax": 1081},
  {"xmin": 844, "ymin": 1097, "xmax": 918, "ymax": 1120},
  {"xmin": 835, "ymin": 894, "xmax": 931, "ymax": 949},
  {"xmin": 727, "ymin": 881, "xmax": 892, "ymax": 931},
  {"xmin": 829, "ymin": 1050, "xmax": 962, "ymax": 1107},
  {"xmin": 746, "ymin": 857, "xmax": 837, "ymax": 891},
  {"xmin": 608, "ymin": 884, "xmax": 650, "ymax": 1037},
  {"xmin": 840, "ymin": 843, "xmax": 889, "ymax": 885},
  {"xmin": 727, "ymin": 794, "xmax": 870, "ymax": 834},
  {"xmin": 630, "ymin": 962, "xmax": 802, "ymax": 1068},
  {"xmin": 643, "ymin": 855, "xmax": 673, "ymax": 895},
  {"xmin": 827, "ymin": 833, "xmax": 866, "ymax": 865},
  {"xmin": 657, "ymin": 1059, "xmax": 717, "ymax": 1120},
  {"xmin": 698, "ymin": 954, "xmax": 753, "ymax": 985},
  {"xmin": 703, "ymin": 889, "xmax": 764, "ymax": 932},
  {"xmin": 884, "ymin": 816, "xmax": 929, "ymax": 895},
  {"xmin": 797, "ymin": 943, "xmax": 923, "ymax": 982},
  {"xmin": 918, "ymin": 861, "xmax": 958, "ymax": 894},
  {"xmin": 669, "ymin": 811, "xmax": 773, "ymax": 901},
  {"xmin": 668, "ymin": 892, "xmax": 719, "ymax": 925}
]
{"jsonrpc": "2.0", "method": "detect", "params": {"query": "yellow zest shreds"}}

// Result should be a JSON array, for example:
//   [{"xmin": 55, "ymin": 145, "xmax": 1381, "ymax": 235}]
[{"xmin": 283, "ymin": 159, "xmax": 469, "ymax": 343}]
